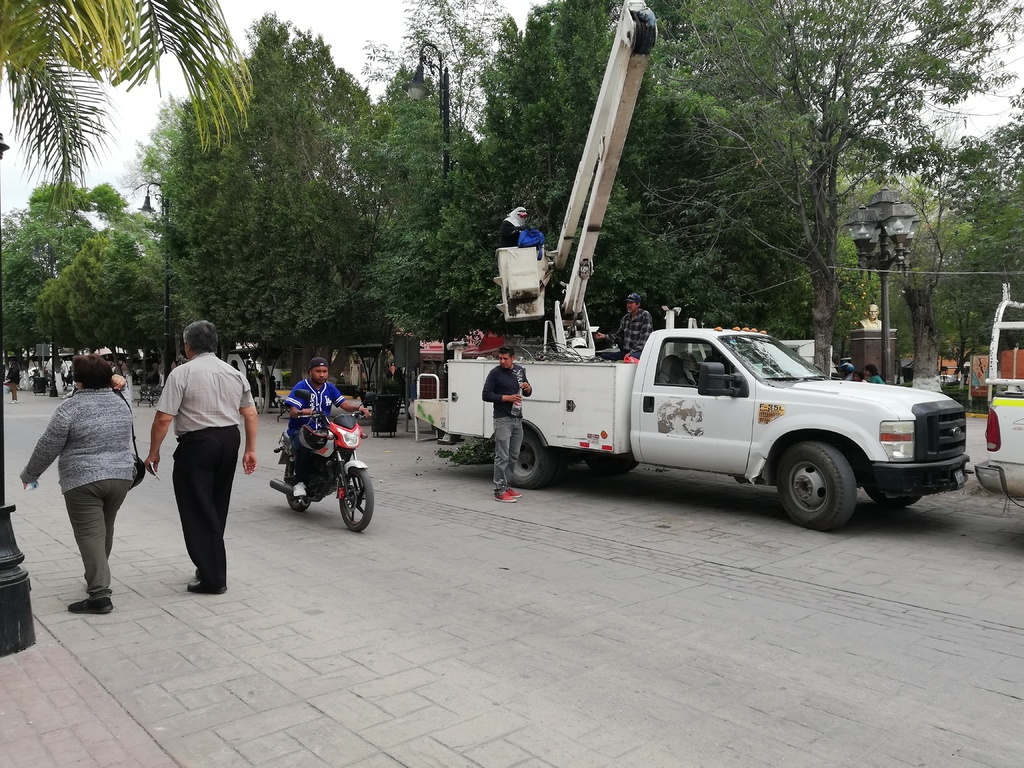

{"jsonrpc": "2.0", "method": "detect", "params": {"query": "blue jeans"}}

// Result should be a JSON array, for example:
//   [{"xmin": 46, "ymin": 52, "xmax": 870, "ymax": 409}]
[{"xmin": 493, "ymin": 416, "xmax": 523, "ymax": 493}]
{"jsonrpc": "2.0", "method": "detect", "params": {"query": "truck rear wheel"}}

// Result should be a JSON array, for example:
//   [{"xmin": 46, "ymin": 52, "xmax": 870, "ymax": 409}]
[
  {"xmin": 778, "ymin": 441, "xmax": 856, "ymax": 531},
  {"xmin": 864, "ymin": 487, "xmax": 922, "ymax": 509},
  {"xmin": 514, "ymin": 428, "xmax": 567, "ymax": 489},
  {"xmin": 583, "ymin": 454, "xmax": 639, "ymax": 475}
]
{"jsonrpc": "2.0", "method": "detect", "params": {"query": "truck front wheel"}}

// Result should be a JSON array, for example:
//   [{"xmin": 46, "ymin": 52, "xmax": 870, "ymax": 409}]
[
  {"xmin": 778, "ymin": 442, "xmax": 857, "ymax": 531},
  {"xmin": 514, "ymin": 428, "xmax": 568, "ymax": 489}
]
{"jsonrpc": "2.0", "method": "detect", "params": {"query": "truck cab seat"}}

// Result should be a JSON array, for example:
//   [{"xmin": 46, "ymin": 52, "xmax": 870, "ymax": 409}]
[{"xmin": 658, "ymin": 354, "xmax": 696, "ymax": 386}]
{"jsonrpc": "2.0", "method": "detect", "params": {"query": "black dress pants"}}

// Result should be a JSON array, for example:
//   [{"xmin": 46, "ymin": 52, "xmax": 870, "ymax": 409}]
[{"xmin": 172, "ymin": 426, "xmax": 240, "ymax": 589}]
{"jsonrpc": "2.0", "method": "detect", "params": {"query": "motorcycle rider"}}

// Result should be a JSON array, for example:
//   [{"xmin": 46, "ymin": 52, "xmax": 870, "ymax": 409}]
[{"xmin": 285, "ymin": 356, "xmax": 369, "ymax": 498}]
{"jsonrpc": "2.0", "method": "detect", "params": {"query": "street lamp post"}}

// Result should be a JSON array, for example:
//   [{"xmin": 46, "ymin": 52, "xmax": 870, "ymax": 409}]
[
  {"xmin": 0, "ymin": 132, "xmax": 36, "ymax": 656},
  {"xmin": 140, "ymin": 185, "xmax": 172, "ymax": 382},
  {"xmin": 844, "ymin": 188, "xmax": 919, "ymax": 384},
  {"xmin": 46, "ymin": 244, "xmax": 59, "ymax": 397},
  {"xmin": 404, "ymin": 42, "xmax": 450, "ymax": 182},
  {"xmin": 404, "ymin": 43, "xmax": 453, "ymax": 370}
]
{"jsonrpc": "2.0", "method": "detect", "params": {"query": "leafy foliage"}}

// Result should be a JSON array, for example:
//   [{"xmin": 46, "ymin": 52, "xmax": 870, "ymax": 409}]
[
  {"xmin": 660, "ymin": 0, "xmax": 1024, "ymax": 369},
  {"xmin": 437, "ymin": 438, "xmax": 495, "ymax": 465},
  {"xmin": 2, "ymin": 182, "xmax": 163, "ymax": 354},
  {"xmin": 165, "ymin": 15, "xmax": 383, "ymax": 356},
  {"xmin": 0, "ymin": 0, "xmax": 250, "ymax": 196}
]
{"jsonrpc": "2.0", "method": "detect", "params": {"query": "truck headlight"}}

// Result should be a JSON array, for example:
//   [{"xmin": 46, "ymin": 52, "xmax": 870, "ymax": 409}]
[{"xmin": 879, "ymin": 421, "xmax": 915, "ymax": 461}]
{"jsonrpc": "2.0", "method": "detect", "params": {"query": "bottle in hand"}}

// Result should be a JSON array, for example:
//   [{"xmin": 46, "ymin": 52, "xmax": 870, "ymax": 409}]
[{"xmin": 511, "ymin": 374, "xmax": 523, "ymax": 417}]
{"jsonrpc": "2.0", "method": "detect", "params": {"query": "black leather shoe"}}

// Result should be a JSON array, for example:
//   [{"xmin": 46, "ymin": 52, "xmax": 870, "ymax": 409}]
[
  {"xmin": 186, "ymin": 580, "xmax": 226, "ymax": 594},
  {"xmin": 68, "ymin": 597, "xmax": 113, "ymax": 614}
]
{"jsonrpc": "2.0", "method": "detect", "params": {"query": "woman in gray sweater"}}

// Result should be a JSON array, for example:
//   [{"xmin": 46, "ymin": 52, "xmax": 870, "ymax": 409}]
[{"xmin": 21, "ymin": 354, "xmax": 135, "ymax": 614}]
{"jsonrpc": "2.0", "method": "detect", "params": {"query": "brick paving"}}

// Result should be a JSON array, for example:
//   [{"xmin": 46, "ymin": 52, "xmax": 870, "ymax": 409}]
[
  {"xmin": 0, "ymin": 620, "xmax": 178, "ymax": 768},
  {"xmin": 2, "ymin": 396, "xmax": 1023, "ymax": 767}
]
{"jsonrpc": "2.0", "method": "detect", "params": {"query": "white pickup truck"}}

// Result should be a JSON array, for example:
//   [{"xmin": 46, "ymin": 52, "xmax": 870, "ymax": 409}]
[
  {"xmin": 974, "ymin": 284, "xmax": 1024, "ymax": 498},
  {"xmin": 435, "ymin": 326, "xmax": 968, "ymax": 531},
  {"xmin": 976, "ymin": 391, "xmax": 1024, "ymax": 497}
]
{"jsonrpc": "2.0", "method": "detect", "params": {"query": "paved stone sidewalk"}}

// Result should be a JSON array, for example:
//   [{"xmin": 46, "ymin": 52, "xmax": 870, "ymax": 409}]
[
  {"xmin": 3, "ymin": 396, "xmax": 1022, "ymax": 767},
  {"xmin": 0, "ymin": 620, "xmax": 179, "ymax": 768}
]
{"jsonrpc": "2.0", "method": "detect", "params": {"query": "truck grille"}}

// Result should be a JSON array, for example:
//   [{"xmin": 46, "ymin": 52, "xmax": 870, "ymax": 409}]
[{"xmin": 912, "ymin": 401, "xmax": 967, "ymax": 462}]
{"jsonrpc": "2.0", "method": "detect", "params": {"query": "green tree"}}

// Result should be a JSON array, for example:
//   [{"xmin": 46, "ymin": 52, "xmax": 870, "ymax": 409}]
[
  {"xmin": 0, "ymin": 0, "xmax": 249, "ymax": 193},
  {"xmin": 1, "ymin": 226, "xmax": 48, "ymax": 350},
  {"xmin": 361, "ymin": 0, "xmax": 517, "ymax": 341},
  {"xmin": 1, "ymin": 186, "xmax": 98, "ymax": 350},
  {"xmin": 162, "ymin": 15, "xmax": 379, "ymax": 356},
  {"xmin": 664, "ymin": 0, "xmax": 1023, "ymax": 371},
  {"xmin": 469, "ymin": 0, "xmax": 814, "ymax": 340},
  {"xmin": 944, "ymin": 118, "xmax": 1024, "ymax": 371},
  {"xmin": 3, "ymin": 183, "xmax": 163, "ymax": 353}
]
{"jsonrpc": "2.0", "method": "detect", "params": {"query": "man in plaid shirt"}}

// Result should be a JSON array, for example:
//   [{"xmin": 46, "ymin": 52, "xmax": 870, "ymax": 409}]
[{"xmin": 596, "ymin": 292, "xmax": 653, "ymax": 361}]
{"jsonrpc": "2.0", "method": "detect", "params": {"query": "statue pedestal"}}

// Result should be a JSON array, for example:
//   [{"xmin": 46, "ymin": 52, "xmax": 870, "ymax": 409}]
[{"xmin": 851, "ymin": 328, "xmax": 897, "ymax": 381}]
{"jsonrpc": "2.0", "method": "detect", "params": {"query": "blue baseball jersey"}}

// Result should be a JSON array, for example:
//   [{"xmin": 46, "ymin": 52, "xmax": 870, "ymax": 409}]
[{"xmin": 285, "ymin": 379, "xmax": 347, "ymax": 434}]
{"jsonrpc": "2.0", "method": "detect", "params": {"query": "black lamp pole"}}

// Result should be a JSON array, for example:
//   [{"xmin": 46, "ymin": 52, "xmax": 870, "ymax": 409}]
[
  {"xmin": 0, "ymin": 132, "xmax": 37, "ymax": 656},
  {"xmin": 404, "ymin": 42, "xmax": 453, "ymax": 369},
  {"xmin": 845, "ymin": 189, "xmax": 918, "ymax": 384},
  {"xmin": 404, "ymin": 42, "xmax": 450, "ymax": 182},
  {"xmin": 140, "ymin": 186, "xmax": 172, "ymax": 381}
]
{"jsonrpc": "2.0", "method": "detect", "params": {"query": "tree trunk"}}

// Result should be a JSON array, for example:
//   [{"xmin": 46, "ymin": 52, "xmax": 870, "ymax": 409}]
[
  {"xmin": 810, "ymin": 268, "xmax": 839, "ymax": 374},
  {"xmin": 904, "ymin": 283, "xmax": 941, "ymax": 392}
]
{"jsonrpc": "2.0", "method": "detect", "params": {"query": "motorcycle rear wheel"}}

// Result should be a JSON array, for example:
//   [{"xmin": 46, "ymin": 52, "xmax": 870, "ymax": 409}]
[{"xmin": 340, "ymin": 467, "xmax": 373, "ymax": 532}]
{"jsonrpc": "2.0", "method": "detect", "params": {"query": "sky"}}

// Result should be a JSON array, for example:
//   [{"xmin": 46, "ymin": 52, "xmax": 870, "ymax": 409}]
[
  {"xmin": 1, "ymin": 1, "xmax": 1022, "ymax": 215},
  {"xmin": 0, "ymin": 0, "xmax": 538, "ymax": 214}
]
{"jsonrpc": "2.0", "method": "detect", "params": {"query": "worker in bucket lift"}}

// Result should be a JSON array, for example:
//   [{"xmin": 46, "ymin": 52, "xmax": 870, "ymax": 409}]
[{"xmin": 499, "ymin": 206, "xmax": 528, "ymax": 247}]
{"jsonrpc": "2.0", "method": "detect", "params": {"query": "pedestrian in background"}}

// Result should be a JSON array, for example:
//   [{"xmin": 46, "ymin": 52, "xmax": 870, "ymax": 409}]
[
  {"xmin": 482, "ymin": 346, "xmax": 532, "ymax": 503},
  {"xmin": 864, "ymin": 363, "xmax": 885, "ymax": 384},
  {"xmin": 145, "ymin": 320, "xmax": 258, "ymax": 595},
  {"xmin": 20, "ymin": 354, "xmax": 135, "ymax": 614},
  {"xmin": 5, "ymin": 355, "xmax": 21, "ymax": 403}
]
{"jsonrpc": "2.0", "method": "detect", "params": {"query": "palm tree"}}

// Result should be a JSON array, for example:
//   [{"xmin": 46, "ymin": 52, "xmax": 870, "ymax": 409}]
[{"xmin": 0, "ymin": 0, "xmax": 250, "ymax": 193}]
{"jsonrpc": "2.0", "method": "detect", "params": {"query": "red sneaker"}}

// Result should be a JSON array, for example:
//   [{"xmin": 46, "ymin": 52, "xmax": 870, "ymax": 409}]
[
  {"xmin": 507, "ymin": 489, "xmax": 522, "ymax": 498},
  {"xmin": 494, "ymin": 489, "xmax": 518, "ymax": 503}
]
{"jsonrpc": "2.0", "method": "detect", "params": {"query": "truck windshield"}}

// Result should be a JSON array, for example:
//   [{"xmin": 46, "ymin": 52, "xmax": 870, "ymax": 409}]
[{"xmin": 722, "ymin": 335, "xmax": 827, "ymax": 382}]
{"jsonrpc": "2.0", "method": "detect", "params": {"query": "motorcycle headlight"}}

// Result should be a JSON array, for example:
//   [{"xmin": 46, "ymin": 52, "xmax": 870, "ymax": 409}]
[
  {"xmin": 342, "ymin": 431, "xmax": 360, "ymax": 448},
  {"xmin": 879, "ymin": 420, "xmax": 915, "ymax": 461}
]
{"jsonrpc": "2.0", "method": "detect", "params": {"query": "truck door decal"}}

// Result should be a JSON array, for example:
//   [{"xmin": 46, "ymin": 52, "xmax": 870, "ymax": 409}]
[
  {"xmin": 657, "ymin": 399, "xmax": 704, "ymax": 437},
  {"xmin": 758, "ymin": 403, "xmax": 785, "ymax": 424}
]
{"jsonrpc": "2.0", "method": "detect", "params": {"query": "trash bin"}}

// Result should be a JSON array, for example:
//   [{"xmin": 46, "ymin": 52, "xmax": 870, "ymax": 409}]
[
  {"xmin": 371, "ymin": 394, "xmax": 401, "ymax": 437},
  {"xmin": 32, "ymin": 375, "xmax": 47, "ymax": 394}
]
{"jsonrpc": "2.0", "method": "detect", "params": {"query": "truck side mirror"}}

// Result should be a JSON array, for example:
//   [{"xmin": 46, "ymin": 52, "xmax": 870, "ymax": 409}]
[{"xmin": 698, "ymin": 362, "xmax": 749, "ymax": 398}]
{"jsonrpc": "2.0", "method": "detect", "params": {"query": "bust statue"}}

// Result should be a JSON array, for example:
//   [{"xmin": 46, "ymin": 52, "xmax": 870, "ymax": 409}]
[{"xmin": 860, "ymin": 303, "xmax": 881, "ymax": 330}]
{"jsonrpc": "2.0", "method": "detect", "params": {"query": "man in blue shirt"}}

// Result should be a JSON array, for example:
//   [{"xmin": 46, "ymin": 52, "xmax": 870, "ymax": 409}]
[{"xmin": 285, "ymin": 356, "xmax": 368, "ymax": 498}]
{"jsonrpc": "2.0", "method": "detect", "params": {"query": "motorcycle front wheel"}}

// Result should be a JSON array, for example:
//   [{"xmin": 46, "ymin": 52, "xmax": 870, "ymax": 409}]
[{"xmin": 340, "ymin": 467, "xmax": 374, "ymax": 532}]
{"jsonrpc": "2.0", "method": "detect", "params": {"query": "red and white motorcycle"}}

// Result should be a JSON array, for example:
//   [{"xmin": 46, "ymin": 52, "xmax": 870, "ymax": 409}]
[{"xmin": 269, "ymin": 390, "xmax": 373, "ymax": 531}]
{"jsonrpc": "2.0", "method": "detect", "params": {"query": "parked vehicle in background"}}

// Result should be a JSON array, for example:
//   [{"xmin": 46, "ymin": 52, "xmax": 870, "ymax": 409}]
[
  {"xmin": 422, "ymin": 0, "xmax": 968, "ymax": 532},
  {"xmin": 975, "ymin": 285, "xmax": 1024, "ymax": 499},
  {"xmin": 441, "ymin": 327, "xmax": 969, "ymax": 531}
]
